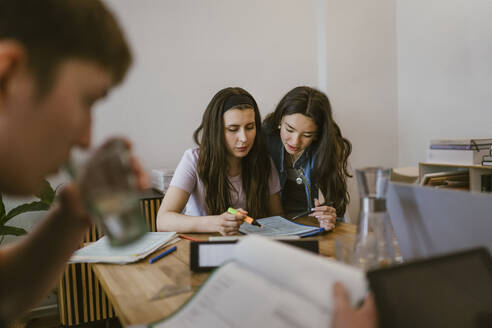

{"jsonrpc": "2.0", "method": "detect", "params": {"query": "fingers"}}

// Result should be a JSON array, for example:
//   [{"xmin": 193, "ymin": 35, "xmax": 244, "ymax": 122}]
[
  {"xmin": 218, "ymin": 222, "xmax": 241, "ymax": 235},
  {"xmin": 217, "ymin": 211, "xmax": 244, "ymax": 235},
  {"xmin": 311, "ymin": 206, "xmax": 336, "ymax": 215},
  {"xmin": 360, "ymin": 293, "xmax": 377, "ymax": 317},
  {"xmin": 58, "ymin": 183, "xmax": 92, "ymax": 227},
  {"xmin": 130, "ymin": 155, "xmax": 149, "ymax": 190},
  {"xmin": 333, "ymin": 282, "xmax": 350, "ymax": 312},
  {"xmin": 319, "ymin": 219, "xmax": 335, "ymax": 231}
]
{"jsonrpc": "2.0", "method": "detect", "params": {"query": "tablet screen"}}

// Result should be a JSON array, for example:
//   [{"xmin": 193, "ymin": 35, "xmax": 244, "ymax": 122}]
[{"xmin": 368, "ymin": 248, "xmax": 492, "ymax": 328}]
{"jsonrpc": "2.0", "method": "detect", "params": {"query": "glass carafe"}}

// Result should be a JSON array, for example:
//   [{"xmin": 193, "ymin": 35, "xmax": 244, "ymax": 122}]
[{"xmin": 353, "ymin": 167, "xmax": 396, "ymax": 270}]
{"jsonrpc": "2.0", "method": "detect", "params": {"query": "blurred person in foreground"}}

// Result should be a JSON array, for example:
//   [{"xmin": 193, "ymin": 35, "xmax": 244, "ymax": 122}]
[{"xmin": 0, "ymin": 0, "xmax": 146, "ymax": 324}]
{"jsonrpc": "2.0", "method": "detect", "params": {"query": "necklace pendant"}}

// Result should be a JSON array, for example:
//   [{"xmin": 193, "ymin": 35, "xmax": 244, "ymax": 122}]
[{"xmin": 296, "ymin": 177, "xmax": 303, "ymax": 185}]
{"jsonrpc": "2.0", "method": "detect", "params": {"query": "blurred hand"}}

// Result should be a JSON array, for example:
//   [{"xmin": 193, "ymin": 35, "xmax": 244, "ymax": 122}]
[
  {"xmin": 105, "ymin": 137, "xmax": 149, "ymax": 190},
  {"xmin": 331, "ymin": 282, "xmax": 378, "ymax": 328},
  {"xmin": 79, "ymin": 137, "xmax": 149, "ymax": 192},
  {"xmin": 310, "ymin": 198, "xmax": 336, "ymax": 231},
  {"xmin": 216, "ymin": 209, "xmax": 246, "ymax": 236},
  {"xmin": 58, "ymin": 183, "xmax": 92, "ymax": 227}
]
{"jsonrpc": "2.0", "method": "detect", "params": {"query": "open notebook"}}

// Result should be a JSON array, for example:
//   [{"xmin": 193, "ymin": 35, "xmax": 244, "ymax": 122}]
[
  {"xmin": 151, "ymin": 235, "xmax": 367, "ymax": 327},
  {"xmin": 239, "ymin": 215, "xmax": 322, "ymax": 236},
  {"xmin": 69, "ymin": 232, "xmax": 177, "ymax": 264}
]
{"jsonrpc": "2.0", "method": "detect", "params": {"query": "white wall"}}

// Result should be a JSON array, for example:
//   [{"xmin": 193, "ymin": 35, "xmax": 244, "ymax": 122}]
[
  {"xmin": 99, "ymin": 0, "xmax": 398, "ymax": 173},
  {"xmin": 97, "ymin": 0, "xmax": 398, "ymax": 220},
  {"xmin": 397, "ymin": 0, "xmax": 492, "ymax": 166},
  {"xmin": 317, "ymin": 0, "xmax": 398, "ymax": 219},
  {"xmin": 3, "ymin": 0, "xmax": 398, "ymax": 245},
  {"xmin": 324, "ymin": 0, "xmax": 398, "ymax": 170},
  {"xmin": 99, "ymin": 0, "xmax": 319, "ymax": 170}
]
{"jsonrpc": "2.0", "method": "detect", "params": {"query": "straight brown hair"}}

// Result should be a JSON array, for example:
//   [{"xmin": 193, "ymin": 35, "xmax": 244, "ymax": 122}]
[{"xmin": 193, "ymin": 87, "xmax": 271, "ymax": 218}]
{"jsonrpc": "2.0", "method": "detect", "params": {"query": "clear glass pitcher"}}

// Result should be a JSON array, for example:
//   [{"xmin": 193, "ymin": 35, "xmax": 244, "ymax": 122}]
[{"xmin": 353, "ymin": 167, "xmax": 396, "ymax": 270}]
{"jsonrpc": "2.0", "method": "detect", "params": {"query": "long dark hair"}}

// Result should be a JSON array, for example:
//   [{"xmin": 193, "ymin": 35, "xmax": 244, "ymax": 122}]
[
  {"xmin": 193, "ymin": 87, "xmax": 271, "ymax": 218},
  {"xmin": 264, "ymin": 86, "xmax": 352, "ymax": 215}
]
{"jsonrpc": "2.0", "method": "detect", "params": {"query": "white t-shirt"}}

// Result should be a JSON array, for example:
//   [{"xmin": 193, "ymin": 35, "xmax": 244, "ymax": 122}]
[{"xmin": 170, "ymin": 148, "xmax": 280, "ymax": 216}]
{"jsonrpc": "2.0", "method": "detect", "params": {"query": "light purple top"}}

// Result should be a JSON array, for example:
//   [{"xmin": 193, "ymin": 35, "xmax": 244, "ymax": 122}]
[{"xmin": 170, "ymin": 148, "xmax": 281, "ymax": 216}]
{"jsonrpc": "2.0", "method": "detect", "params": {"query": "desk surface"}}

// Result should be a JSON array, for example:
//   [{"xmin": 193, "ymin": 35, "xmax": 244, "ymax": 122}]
[{"xmin": 92, "ymin": 218, "xmax": 356, "ymax": 326}]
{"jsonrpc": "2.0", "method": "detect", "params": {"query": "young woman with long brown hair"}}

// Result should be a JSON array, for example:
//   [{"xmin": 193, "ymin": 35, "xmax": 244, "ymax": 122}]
[
  {"xmin": 263, "ymin": 86, "xmax": 352, "ymax": 230},
  {"xmin": 157, "ymin": 87, "xmax": 283, "ymax": 235}
]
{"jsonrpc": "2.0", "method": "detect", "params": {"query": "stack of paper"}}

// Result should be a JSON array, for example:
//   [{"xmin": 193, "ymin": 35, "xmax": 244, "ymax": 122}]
[
  {"xmin": 151, "ymin": 168, "xmax": 175, "ymax": 193},
  {"xmin": 239, "ymin": 216, "xmax": 321, "ymax": 237},
  {"xmin": 70, "ymin": 232, "xmax": 177, "ymax": 264}
]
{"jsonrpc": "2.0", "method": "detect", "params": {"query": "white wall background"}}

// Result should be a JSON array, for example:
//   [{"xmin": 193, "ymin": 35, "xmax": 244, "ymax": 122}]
[
  {"xmin": 8, "ymin": 0, "xmax": 492, "ymax": 309},
  {"xmin": 4, "ymin": 0, "xmax": 398, "ymax": 253},
  {"xmin": 98, "ymin": 0, "xmax": 319, "ymax": 170},
  {"xmin": 398, "ymin": 0, "xmax": 492, "ymax": 166},
  {"xmin": 11, "ymin": 0, "xmax": 492, "ymax": 239},
  {"xmin": 97, "ymin": 0, "xmax": 398, "ymax": 175},
  {"xmin": 94, "ymin": 0, "xmax": 398, "ymax": 219}
]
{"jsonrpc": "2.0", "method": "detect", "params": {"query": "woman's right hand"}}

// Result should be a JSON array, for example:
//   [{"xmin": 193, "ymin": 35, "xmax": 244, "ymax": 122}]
[{"xmin": 216, "ymin": 209, "xmax": 247, "ymax": 236}]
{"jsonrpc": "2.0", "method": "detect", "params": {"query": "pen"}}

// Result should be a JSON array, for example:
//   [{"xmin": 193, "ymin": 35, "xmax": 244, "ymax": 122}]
[
  {"xmin": 178, "ymin": 234, "xmax": 202, "ymax": 242},
  {"xmin": 290, "ymin": 201, "xmax": 335, "ymax": 221},
  {"xmin": 148, "ymin": 245, "xmax": 177, "ymax": 264},
  {"xmin": 227, "ymin": 207, "xmax": 263, "ymax": 228}
]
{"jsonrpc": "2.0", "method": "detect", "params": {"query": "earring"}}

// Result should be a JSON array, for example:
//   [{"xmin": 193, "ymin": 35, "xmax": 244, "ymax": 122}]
[{"xmin": 277, "ymin": 125, "xmax": 281, "ymax": 129}]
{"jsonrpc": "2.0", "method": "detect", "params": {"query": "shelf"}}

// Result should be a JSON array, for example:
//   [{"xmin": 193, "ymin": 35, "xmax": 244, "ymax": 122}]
[{"xmin": 419, "ymin": 162, "xmax": 492, "ymax": 193}]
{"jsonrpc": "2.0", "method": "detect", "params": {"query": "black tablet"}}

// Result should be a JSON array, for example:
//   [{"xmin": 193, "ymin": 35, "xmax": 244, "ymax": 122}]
[
  {"xmin": 367, "ymin": 247, "xmax": 492, "ymax": 328},
  {"xmin": 190, "ymin": 239, "xmax": 318, "ymax": 272}
]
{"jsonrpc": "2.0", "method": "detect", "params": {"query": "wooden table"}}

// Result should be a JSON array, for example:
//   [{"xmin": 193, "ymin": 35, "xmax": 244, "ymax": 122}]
[{"xmin": 92, "ymin": 219, "xmax": 356, "ymax": 326}]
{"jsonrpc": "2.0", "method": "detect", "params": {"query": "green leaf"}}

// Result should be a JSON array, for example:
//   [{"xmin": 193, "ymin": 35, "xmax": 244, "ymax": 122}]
[
  {"xmin": 0, "ymin": 194, "xmax": 5, "ymax": 224},
  {"xmin": 5, "ymin": 201, "xmax": 50, "ymax": 221},
  {"xmin": 35, "ymin": 179, "xmax": 55, "ymax": 205},
  {"xmin": 0, "ymin": 225, "xmax": 28, "ymax": 236}
]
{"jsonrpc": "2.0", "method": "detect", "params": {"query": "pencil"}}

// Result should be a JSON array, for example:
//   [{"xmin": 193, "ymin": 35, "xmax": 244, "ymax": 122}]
[
  {"xmin": 290, "ymin": 201, "xmax": 335, "ymax": 221},
  {"xmin": 149, "ymin": 245, "xmax": 177, "ymax": 264},
  {"xmin": 178, "ymin": 234, "xmax": 202, "ymax": 242}
]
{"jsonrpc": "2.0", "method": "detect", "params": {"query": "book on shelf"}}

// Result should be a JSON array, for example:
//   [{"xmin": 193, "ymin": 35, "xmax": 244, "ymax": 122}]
[
  {"xmin": 151, "ymin": 235, "xmax": 367, "ymax": 327},
  {"xmin": 421, "ymin": 171, "xmax": 470, "ymax": 190},
  {"xmin": 481, "ymin": 174, "xmax": 492, "ymax": 192},
  {"xmin": 430, "ymin": 144, "xmax": 491, "ymax": 150},
  {"xmin": 430, "ymin": 138, "xmax": 492, "ymax": 147},
  {"xmin": 426, "ymin": 148, "xmax": 490, "ymax": 165}
]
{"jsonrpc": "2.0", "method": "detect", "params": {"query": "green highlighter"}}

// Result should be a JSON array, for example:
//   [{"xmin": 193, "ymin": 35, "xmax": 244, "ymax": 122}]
[{"xmin": 227, "ymin": 207, "xmax": 263, "ymax": 228}]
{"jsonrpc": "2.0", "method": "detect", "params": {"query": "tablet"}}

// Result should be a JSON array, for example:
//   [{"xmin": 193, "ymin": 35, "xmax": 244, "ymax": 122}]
[
  {"xmin": 367, "ymin": 247, "xmax": 492, "ymax": 328},
  {"xmin": 190, "ymin": 239, "xmax": 318, "ymax": 272}
]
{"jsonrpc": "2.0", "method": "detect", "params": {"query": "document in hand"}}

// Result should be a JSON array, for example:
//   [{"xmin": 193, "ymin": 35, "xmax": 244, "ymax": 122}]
[
  {"xmin": 239, "ymin": 215, "xmax": 321, "ymax": 236},
  {"xmin": 151, "ymin": 235, "xmax": 367, "ymax": 328},
  {"xmin": 69, "ymin": 232, "xmax": 177, "ymax": 264}
]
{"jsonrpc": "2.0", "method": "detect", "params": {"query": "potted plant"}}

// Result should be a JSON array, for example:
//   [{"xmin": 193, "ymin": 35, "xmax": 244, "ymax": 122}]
[{"xmin": 0, "ymin": 180, "xmax": 55, "ymax": 244}]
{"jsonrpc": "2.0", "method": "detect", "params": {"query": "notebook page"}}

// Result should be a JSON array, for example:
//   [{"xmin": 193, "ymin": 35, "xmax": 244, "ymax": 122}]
[
  {"xmin": 233, "ymin": 235, "xmax": 367, "ymax": 307},
  {"xmin": 154, "ymin": 262, "xmax": 332, "ymax": 328},
  {"xmin": 239, "ymin": 216, "xmax": 319, "ymax": 236}
]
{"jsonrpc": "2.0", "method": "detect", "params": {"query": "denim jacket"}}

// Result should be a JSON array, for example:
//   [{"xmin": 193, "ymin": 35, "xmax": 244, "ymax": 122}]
[{"xmin": 263, "ymin": 124, "xmax": 318, "ymax": 212}]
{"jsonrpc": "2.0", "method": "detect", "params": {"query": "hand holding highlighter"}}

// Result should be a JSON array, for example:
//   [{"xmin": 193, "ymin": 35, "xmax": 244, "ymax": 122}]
[{"xmin": 227, "ymin": 207, "xmax": 263, "ymax": 228}]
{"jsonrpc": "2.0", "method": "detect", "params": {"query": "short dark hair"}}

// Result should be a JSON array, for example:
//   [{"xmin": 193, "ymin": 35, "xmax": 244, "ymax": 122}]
[{"xmin": 0, "ymin": 0, "xmax": 132, "ymax": 95}]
